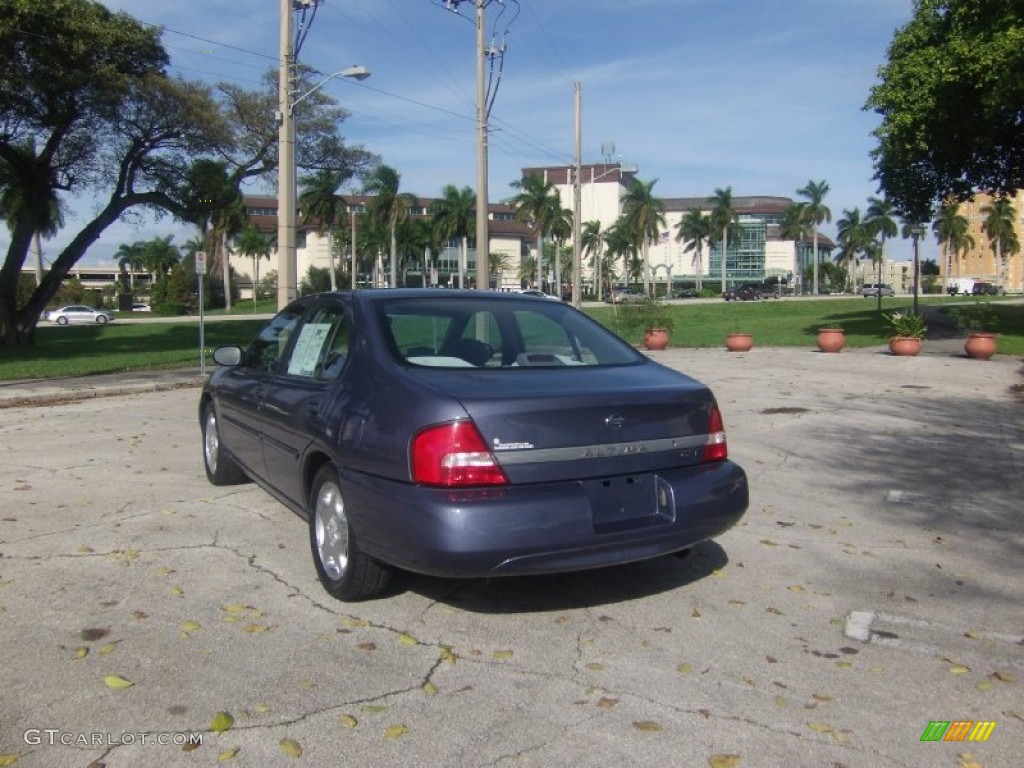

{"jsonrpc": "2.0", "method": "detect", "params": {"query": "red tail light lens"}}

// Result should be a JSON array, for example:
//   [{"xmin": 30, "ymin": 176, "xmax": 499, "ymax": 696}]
[
  {"xmin": 702, "ymin": 405, "xmax": 728, "ymax": 463},
  {"xmin": 411, "ymin": 421, "xmax": 509, "ymax": 487}
]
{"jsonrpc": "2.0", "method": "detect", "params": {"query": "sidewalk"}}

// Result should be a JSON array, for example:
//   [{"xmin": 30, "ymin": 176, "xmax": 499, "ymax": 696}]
[{"xmin": 0, "ymin": 367, "xmax": 206, "ymax": 409}]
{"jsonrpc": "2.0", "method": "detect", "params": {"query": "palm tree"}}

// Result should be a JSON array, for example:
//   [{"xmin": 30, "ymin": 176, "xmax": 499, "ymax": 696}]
[
  {"xmin": 509, "ymin": 174, "xmax": 562, "ymax": 289},
  {"xmin": 430, "ymin": 185, "xmax": 475, "ymax": 290},
  {"xmin": 114, "ymin": 241, "xmax": 146, "ymax": 292},
  {"xmin": 140, "ymin": 235, "xmax": 181, "ymax": 282},
  {"xmin": 363, "ymin": 165, "xmax": 417, "ymax": 289},
  {"xmin": 981, "ymin": 196, "xmax": 1019, "ymax": 291},
  {"xmin": 604, "ymin": 220, "xmax": 636, "ymax": 289},
  {"xmin": 548, "ymin": 206, "xmax": 573, "ymax": 295},
  {"xmin": 796, "ymin": 180, "xmax": 831, "ymax": 295},
  {"xmin": 835, "ymin": 208, "xmax": 869, "ymax": 291},
  {"xmin": 865, "ymin": 196, "xmax": 898, "ymax": 310},
  {"xmin": 709, "ymin": 187, "xmax": 739, "ymax": 294},
  {"xmin": 675, "ymin": 207, "xmax": 711, "ymax": 292},
  {"xmin": 932, "ymin": 201, "xmax": 970, "ymax": 292},
  {"xmin": 299, "ymin": 170, "xmax": 347, "ymax": 291},
  {"xmin": 581, "ymin": 220, "xmax": 605, "ymax": 298},
  {"xmin": 235, "ymin": 225, "xmax": 275, "ymax": 306},
  {"xmin": 620, "ymin": 178, "xmax": 666, "ymax": 296}
]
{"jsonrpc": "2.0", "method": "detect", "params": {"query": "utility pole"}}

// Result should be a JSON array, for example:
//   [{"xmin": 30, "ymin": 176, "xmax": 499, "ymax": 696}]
[
  {"xmin": 475, "ymin": 0, "xmax": 489, "ymax": 292},
  {"xmin": 277, "ymin": 0, "xmax": 297, "ymax": 309},
  {"xmin": 572, "ymin": 82, "xmax": 582, "ymax": 307}
]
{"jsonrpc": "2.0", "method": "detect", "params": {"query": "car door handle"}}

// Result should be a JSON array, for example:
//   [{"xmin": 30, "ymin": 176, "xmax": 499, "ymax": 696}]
[{"xmin": 305, "ymin": 400, "xmax": 321, "ymax": 416}]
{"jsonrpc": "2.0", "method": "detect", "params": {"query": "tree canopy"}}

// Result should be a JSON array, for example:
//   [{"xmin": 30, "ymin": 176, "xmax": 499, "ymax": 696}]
[
  {"xmin": 866, "ymin": 0, "xmax": 1024, "ymax": 219},
  {"xmin": 0, "ymin": 0, "xmax": 377, "ymax": 344}
]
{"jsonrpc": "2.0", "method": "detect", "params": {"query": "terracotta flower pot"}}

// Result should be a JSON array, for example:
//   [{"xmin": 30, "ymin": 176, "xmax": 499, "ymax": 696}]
[
  {"xmin": 888, "ymin": 336, "xmax": 922, "ymax": 356},
  {"xmin": 964, "ymin": 332, "xmax": 997, "ymax": 360},
  {"xmin": 816, "ymin": 328, "xmax": 845, "ymax": 353},
  {"xmin": 725, "ymin": 332, "xmax": 753, "ymax": 352},
  {"xmin": 643, "ymin": 328, "xmax": 670, "ymax": 350}
]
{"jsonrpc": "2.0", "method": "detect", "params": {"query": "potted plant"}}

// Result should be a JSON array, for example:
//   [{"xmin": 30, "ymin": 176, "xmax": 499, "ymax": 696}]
[
  {"xmin": 816, "ymin": 327, "xmax": 845, "ymax": 353},
  {"xmin": 614, "ymin": 300, "xmax": 675, "ymax": 350},
  {"xmin": 884, "ymin": 311, "xmax": 927, "ymax": 356},
  {"xmin": 725, "ymin": 331, "xmax": 754, "ymax": 352},
  {"xmin": 947, "ymin": 302, "xmax": 998, "ymax": 360}
]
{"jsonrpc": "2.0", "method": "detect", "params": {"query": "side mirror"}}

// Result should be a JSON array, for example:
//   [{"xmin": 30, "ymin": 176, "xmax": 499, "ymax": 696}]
[{"xmin": 211, "ymin": 346, "xmax": 243, "ymax": 366}]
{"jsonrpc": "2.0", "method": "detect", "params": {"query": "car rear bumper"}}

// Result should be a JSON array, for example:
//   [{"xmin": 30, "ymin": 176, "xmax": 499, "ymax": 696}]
[{"xmin": 340, "ymin": 461, "xmax": 748, "ymax": 578}]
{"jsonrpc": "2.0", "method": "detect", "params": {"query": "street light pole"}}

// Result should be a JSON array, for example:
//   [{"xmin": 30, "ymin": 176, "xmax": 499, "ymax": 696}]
[
  {"xmin": 277, "ymin": 0, "xmax": 296, "ymax": 310},
  {"xmin": 572, "ymin": 82, "xmax": 582, "ymax": 307},
  {"xmin": 475, "ymin": 0, "xmax": 489, "ymax": 292}
]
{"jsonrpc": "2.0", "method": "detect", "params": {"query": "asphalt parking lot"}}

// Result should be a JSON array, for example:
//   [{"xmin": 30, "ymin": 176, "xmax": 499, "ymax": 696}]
[{"xmin": 1, "ymin": 345, "xmax": 1022, "ymax": 767}]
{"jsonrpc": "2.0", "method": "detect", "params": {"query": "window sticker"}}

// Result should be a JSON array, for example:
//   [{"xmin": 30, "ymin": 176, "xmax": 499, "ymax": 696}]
[{"xmin": 287, "ymin": 323, "xmax": 333, "ymax": 377}]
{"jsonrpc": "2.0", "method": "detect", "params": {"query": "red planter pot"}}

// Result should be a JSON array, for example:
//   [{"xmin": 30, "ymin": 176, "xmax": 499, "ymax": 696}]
[
  {"xmin": 643, "ymin": 328, "xmax": 670, "ymax": 350},
  {"xmin": 816, "ymin": 328, "xmax": 845, "ymax": 353},
  {"xmin": 725, "ymin": 332, "xmax": 754, "ymax": 352},
  {"xmin": 888, "ymin": 336, "xmax": 922, "ymax": 356},
  {"xmin": 964, "ymin": 332, "xmax": 997, "ymax": 360}
]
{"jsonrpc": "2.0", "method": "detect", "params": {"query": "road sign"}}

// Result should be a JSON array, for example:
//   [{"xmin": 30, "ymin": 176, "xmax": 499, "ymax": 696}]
[{"xmin": 195, "ymin": 251, "xmax": 207, "ymax": 275}]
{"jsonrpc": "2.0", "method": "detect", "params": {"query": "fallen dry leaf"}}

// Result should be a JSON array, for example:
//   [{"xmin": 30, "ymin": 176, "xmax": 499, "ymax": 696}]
[
  {"xmin": 278, "ymin": 738, "xmax": 302, "ymax": 758},
  {"xmin": 210, "ymin": 712, "xmax": 234, "ymax": 733},
  {"xmin": 708, "ymin": 755, "xmax": 741, "ymax": 768},
  {"xmin": 632, "ymin": 721, "xmax": 663, "ymax": 732},
  {"xmin": 384, "ymin": 724, "xmax": 408, "ymax": 739},
  {"xmin": 103, "ymin": 675, "xmax": 134, "ymax": 689},
  {"xmin": 338, "ymin": 714, "xmax": 358, "ymax": 729}
]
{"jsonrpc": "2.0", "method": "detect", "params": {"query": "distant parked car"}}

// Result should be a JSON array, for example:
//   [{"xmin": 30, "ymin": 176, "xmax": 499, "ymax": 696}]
[
  {"xmin": 723, "ymin": 285, "xmax": 762, "ymax": 301},
  {"xmin": 199, "ymin": 289, "xmax": 749, "ymax": 601},
  {"xmin": 513, "ymin": 289, "xmax": 559, "ymax": 301},
  {"xmin": 859, "ymin": 283, "xmax": 894, "ymax": 297},
  {"xmin": 972, "ymin": 282, "xmax": 1004, "ymax": 296},
  {"xmin": 46, "ymin": 305, "xmax": 116, "ymax": 325},
  {"xmin": 607, "ymin": 287, "xmax": 646, "ymax": 304},
  {"xmin": 132, "ymin": 303, "xmax": 152, "ymax": 312},
  {"xmin": 671, "ymin": 289, "xmax": 699, "ymax": 299}
]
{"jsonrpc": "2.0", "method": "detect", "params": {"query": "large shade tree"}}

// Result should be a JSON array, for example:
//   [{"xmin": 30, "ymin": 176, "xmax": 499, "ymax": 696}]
[
  {"xmin": 0, "ymin": 1, "xmax": 377, "ymax": 344},
  {"xmin": 0, "ymin": 0, "xmax": 220, "ymax": 344},
  {"xmin": 866, "ymin": 0, "xmax": 1024, "ymax": 221}
]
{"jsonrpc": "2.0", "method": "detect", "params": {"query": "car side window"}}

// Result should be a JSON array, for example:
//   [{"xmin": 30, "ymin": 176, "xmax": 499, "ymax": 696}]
[
  {"xmin": 245, "ymin": 306, "xmax": 304, "ymax": 373},
  {"xmin": 280, "ymin": 303, "xmax": 348, "ymax": 381}
]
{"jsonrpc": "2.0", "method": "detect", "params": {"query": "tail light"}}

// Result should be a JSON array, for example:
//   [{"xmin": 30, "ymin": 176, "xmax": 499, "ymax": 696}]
[
  {"xmin": 411, "ymin": 420, "xmax": 509, "ymax": 487},
  {"xmin": 702, "ymin": 405, "xmax": 728, "ymax": 463}
]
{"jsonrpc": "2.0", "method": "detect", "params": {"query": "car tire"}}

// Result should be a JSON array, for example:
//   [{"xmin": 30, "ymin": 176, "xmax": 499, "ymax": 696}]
[
  {"xmin": 57, "ymin": 316, "xmax": 68, "ymax": 325},
  {"xmin": 309, "ymin": 465, "xmax": 390, "ymax": 601},
  {"xmin": 202, "ymin": 404, "xmax": 248, "ymax": 486},
  {"xmin": 96, "ymin": 315, "xmax": 108, "ymax": 324}
]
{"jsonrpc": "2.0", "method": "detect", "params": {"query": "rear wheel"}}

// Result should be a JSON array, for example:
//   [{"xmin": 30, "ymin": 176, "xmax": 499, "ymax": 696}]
[
  {"xmin": 96, "ymin": 315, "xmax": 108, "ymax": 324},
  {"xmin": 57, "ymin": 316, "xmax": 68, "ymax": 325},
  {"xmin": 202, "ymin": 404, "xmax": 248, "ymax": 485},
  {"xmin": 309, "ymin": 465, "xmax": 390, "ymax": 601}
]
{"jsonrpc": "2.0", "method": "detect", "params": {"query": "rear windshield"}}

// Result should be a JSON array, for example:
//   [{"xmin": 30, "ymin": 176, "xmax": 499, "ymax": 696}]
[{"xmin": 374, "ymin": 297, "xmax": 642, "ymax": 368}]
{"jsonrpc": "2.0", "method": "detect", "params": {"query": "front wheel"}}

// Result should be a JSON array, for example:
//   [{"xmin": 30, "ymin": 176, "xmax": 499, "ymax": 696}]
[
  {"xmin": 309, "ymin": 465, "xmax": 390, "ymax": 601},
  {"xmin": 96, "ymin": 315, "xmax": 108, "ymax": 324},
  {"xmin": 202, "ymin": 404, "xmax": 248, "ymax": 485},
  {"xmin": 57, "ymin": 316, "xmax": 68, "ymax": 325}
]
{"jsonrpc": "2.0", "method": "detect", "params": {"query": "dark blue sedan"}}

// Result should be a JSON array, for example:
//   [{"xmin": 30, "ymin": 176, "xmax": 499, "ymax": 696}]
[{"xmin": 200, "ymin": 289, "xmax": 748, "ymax": 600}]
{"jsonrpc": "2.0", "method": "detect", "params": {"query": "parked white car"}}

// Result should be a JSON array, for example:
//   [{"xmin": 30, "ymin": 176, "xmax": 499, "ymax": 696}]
[{"xmin": 46, "ymin": 305, "xmax": 116, "ymax": 325}]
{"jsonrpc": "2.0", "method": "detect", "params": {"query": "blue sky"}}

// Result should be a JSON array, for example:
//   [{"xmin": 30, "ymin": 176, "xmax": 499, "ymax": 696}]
[{"xmin": 45, "ymin": 0, "xmax": 919, "ymax": 266}]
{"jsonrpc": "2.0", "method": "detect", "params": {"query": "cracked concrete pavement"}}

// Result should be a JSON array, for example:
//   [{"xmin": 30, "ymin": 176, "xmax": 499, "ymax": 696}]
[{"xmin": 0, "ymin": 345, "xmax": 1022, "ymax": 767}]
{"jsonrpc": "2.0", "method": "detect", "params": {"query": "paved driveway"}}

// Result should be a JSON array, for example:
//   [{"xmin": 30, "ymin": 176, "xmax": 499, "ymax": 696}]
[{"xmin": 1, "ymin": 346, "xmax": 1021, "ymax": 767}]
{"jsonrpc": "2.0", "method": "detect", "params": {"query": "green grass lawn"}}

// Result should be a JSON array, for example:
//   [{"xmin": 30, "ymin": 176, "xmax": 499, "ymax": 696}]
[{"xmin": 1, "ymin": 296, "xmax": 1020, "ymax": 381}]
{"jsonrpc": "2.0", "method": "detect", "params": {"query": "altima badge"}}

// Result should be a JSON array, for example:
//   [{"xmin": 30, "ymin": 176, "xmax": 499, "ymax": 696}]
[{"xmin": 605, "ymin": 414, "xmax": 625, "ymax": 429}]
